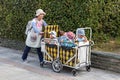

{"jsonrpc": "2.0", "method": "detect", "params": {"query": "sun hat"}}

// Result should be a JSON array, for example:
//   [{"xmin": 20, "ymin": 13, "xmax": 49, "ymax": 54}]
[
  {"xmin": 78, "ymin": 29, "xmax": 85, "ymax": 35},
  {"xmin": 36, "ymin": 9, "xmax": 46, "ymax": 16},
  {"xmin": 67, "ymin": 31, "xmax": 75, "ymax": 39},
  {"xmin": 49, "ymin": 31, "xmax": 57, "ymax": 38}
]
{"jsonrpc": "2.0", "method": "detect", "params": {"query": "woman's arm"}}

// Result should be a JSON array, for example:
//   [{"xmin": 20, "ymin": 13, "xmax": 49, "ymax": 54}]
[
  {"xmin": 32, "ymin": 21, "xmax": 40, "ymax": 34},
  {"xmin": 43, "ymin": 20, "xmax": 48, "ymax": 27}
]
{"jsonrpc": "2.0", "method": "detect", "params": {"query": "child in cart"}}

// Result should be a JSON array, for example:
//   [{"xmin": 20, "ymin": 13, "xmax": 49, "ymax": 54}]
[
  {"xmin": 76, "ymin": 29, "xmax": 88, "ymax": 42},
  {"xmin": 44, "ymin": 31, "xmax": 58, "ymax": 45},
  {"xmin": 59, "ymin": 31, "xmax": 76, "ymax": 47}
]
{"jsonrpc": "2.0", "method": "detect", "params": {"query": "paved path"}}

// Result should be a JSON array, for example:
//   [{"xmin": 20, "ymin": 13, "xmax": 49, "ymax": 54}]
[{"xmin": 0, "ymin": 46, "xmax": 120, "ymax": 80}]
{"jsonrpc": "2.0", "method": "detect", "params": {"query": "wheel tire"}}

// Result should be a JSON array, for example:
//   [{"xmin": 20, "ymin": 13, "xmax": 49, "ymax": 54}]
[
  {"xmin": 52, "ymin": 59, "xmax": 62, "ymax": 73},
  {"xmin": 72, "ymin": 69, "xmax": 77, "ymax": 76},
  {"xmin": 86, "ymin": 65, "xmax": 91, "ymax": 72}
]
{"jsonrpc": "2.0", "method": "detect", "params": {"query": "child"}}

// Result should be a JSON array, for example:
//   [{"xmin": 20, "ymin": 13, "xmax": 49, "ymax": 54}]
[
  {"xmin": 59, "ymin": 31, "xmax": 76, "ymax": 47},
  {"xmin": 77, "ymin": 29, "xmax": 88, "ymax": 42},
  {"xmin": 66, "ymin": 31, "xmax": 75, "ymax": 42},
  {"xmin": 58, "ymin": 30, "xmax": 67, "ymax": 42},
  {"xmin": 45, "ymin": 31, "xmax": 58, "ymax": 45}
]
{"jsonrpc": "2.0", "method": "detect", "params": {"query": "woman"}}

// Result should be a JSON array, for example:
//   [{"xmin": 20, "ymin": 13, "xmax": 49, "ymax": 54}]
[{"xmin": 22, "ymin": 9, "xmax": 47, "ymax": 66}]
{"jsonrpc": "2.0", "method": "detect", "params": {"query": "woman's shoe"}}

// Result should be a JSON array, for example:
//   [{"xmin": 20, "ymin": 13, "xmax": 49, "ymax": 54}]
[{"xmin": 40, "ymin": 61, "xmax": 44, "ymax": 67}]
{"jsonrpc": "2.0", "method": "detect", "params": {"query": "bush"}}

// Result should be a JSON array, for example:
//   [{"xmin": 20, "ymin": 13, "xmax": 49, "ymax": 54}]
[{"xmin": 0, "ymin": 0, "xmax": 119, "ymax": 43}]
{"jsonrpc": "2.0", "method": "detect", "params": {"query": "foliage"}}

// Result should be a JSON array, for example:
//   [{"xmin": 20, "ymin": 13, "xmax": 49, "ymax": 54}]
[{"xmin": 0, "ymin": 0, "xmax": 120, "ymax": 43}]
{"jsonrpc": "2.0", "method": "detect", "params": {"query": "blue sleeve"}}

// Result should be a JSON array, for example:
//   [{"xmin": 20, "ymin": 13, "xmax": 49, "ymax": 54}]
[
  {"xmin": 43, "ymin": 20, "xmax": 48, "ymax": 27},
  {"xmin": 32, "ymin": 21, "xmax": 40, "ymax": 33}
]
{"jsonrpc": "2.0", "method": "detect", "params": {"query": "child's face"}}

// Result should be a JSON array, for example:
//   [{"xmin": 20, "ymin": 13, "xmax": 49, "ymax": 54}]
[
  {"xmin": 78, "ymin": 34, "xmax": 84, "ymax": 38},
  {"xmin": 38, "ymin": 14, "xmax": 45, "ymax": 20},
  {"xmin": 50, "ymin": 34, "xmax": 54, "ymax": 39}
]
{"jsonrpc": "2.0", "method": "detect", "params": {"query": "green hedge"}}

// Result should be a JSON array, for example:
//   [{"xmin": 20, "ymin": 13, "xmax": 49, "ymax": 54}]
[{"xmin": 0, "ymin": 0, "xmax": 120, "ymax": 43}]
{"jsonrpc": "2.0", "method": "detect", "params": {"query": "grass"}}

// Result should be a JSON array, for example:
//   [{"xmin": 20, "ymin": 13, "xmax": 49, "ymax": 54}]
[{"xmin": 92, "ymin": 37, "xmax": 120, "ymax": 54}]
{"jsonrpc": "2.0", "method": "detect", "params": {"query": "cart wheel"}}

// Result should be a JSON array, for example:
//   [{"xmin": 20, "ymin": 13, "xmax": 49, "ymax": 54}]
[
  {"xmin": 52, "ymin": 59, "xmax": 62, "ymax": 73},
  {"xmin": 86, "ymin": 65, "xmax": 91, "ymax": 72},
  {"xmin": 72, "ymin": 69, "xmax": 77, "ymax": 76}
]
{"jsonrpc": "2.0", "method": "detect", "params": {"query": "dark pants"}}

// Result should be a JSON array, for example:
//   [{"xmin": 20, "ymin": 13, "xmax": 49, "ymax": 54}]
[{"xmin": 22, "ymin": 45, "xmax": 43, "ymax": 62}]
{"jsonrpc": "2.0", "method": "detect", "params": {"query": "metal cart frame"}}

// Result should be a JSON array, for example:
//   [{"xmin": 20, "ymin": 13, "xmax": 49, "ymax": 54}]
[{"xmin": 41, "ymin": 27, "xmax": 94, "ymax": 76}]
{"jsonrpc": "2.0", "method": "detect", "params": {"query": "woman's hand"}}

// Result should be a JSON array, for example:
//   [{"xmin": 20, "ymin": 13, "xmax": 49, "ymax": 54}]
[{"xmin": 39, "ymin": 32, "xmax": 44, "ymax": 35}]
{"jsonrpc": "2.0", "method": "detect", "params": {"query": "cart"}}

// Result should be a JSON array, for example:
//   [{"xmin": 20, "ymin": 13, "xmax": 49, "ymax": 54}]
[{"xmin": 41, "ymin": 25, "xmax": 94, "ymax": 76}]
